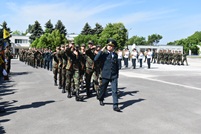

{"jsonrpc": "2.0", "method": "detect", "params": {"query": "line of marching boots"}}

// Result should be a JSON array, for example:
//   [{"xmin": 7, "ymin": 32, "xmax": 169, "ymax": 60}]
[{"xmin": 54, "ymin": 80, "xmax": 98, "ymax": 102}]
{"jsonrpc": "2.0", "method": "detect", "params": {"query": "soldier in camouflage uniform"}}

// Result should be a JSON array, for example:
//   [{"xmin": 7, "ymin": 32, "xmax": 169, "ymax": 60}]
[
  {"xmin": 152, "ymin": 49, "xmax": 157, "ymax": 63},
  {"xmin": 57, "ymin": 46, "xmax": 63, "ymax": 89},
  {"xmin": 177, "ymin": 51, "xmax": 182, "ymax": 65},
  {"xmin": 60, "ymin": 45, "xmax": 67, "ymax": 93},
  {"xmin": 172, "ymin": 51, "xmax": 177, "ymax": 65},
  {"xmin": 4, "ymin": 45, "xmax": 12, "ymax": 74},
  {"xmin": 65, "ymin": 43, "xmax": 83, "ymax": 101},
  {"xmin": 181, "ymin": 52, "xmax": 188, "ymax": 66},
  {"xmin": 52, "ymin": 47, "xmax": 60, "ymax": 86},
  {"xmin": 157, "ymin": 50, "xmax": 162, "ymax": 64},
  {"xmin": 85, "ymin": 41, "xmax": 96, "ymax": 97},
  {"xmin": 93, "ymin": 45, "xmax": 102, "ymax": 98},
  {"xmin": 79, "ymin": 44, "xmax": 87, "ymax": 91}
]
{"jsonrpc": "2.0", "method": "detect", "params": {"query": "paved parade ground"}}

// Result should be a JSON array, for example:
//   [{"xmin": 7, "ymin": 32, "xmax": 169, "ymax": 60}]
[{"xmin": 1, "ymin": 58, "xmax": 201, "ymax": 134}]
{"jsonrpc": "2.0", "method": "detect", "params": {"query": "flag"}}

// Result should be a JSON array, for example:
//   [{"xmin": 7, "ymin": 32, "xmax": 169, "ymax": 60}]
[{"xmin": 3, "ymin": 29, "xmax": 10, "ymax": 39}]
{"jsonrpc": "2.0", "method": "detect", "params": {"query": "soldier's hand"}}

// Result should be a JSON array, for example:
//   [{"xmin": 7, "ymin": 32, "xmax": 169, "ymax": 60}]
[
  {"xmin": 101, "ymin": 46, "xmax": 106, "ymax": 51},
  {"xmin": 73, "ymin": 50, "xmax": 78, "ymax": 55}
]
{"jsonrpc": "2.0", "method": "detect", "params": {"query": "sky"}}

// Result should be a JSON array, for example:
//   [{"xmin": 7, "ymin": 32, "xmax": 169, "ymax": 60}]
[{"xmin": 1, "ymin": 0, "xmax": 201, "ymax": 44}]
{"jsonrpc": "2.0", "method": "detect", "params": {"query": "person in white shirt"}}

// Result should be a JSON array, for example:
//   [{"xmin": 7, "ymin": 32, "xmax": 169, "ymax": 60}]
[
  {"xmin": 131, "ymin": 48, "xmax": 138, "ymax": 69},
  {"xmin": 138, "ymin": 51, "xmax": 144, "ymax": 68},
  {"xmin": 147, "ymin": 48, "xmax": 152, "ymax": 69},
  {"xmin": 117, "ymin": 49, "xmax": 123, "ymax": 69},
  {"xmin": 123, "ymin": 48, "xmax": 130, "ymax": 68}
]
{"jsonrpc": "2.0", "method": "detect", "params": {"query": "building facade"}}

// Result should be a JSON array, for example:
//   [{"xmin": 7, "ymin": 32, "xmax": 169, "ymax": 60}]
[{"xmin": 10, "ymin": 34, "xmax": 31, "ymax": 54}]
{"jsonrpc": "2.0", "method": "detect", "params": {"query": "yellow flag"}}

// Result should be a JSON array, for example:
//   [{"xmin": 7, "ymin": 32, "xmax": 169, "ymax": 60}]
[{"xmin": 3, "ymin": 29, "xmax": 10, "ymax": 39}]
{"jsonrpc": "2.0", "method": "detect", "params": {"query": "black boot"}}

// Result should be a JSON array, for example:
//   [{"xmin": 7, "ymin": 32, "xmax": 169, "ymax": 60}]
[
  {"xmin": 67, "ymin": 89, "xmax": 71, "ymax": 98},
  {"xmin": 54, "ymin": 80, "xmax": 58, "ymax": 86},
  {"xmin": 62, "ymin": 87, "xmax": 66, "ymax": 93},
  {"xmin": 75, "ymin": 90, "xmax": 83, "ymax": 101}
]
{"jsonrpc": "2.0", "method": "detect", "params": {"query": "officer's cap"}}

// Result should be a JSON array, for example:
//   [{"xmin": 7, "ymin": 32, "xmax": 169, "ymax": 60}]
[
  {"xmin": 107, "ymin": 38, "xmax": 117, "ymax": 47},
  {"xmin": 81, "ymin": 44, "xmax": 86, "ymax": 47},
  {"xmin": 88, "ymin": 40, "xmax": 94, "ymax": 45}
]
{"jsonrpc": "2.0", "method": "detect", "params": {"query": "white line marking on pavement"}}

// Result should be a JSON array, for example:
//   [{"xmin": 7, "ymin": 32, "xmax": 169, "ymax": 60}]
[{"xmin": 120, "ymin": 72, "xmax": 201, "ymax": 91}]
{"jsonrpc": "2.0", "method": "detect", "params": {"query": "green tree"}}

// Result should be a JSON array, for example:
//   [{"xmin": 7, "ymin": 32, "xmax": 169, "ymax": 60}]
[
  {"xmin": 81, "ymin": 23, "xmax": 93, "ymax": 35},
  {"xmin": 25, "ymin": 24, "xmax": 33, "ymax": 34},
  {"xmin": 12, "ymin": 30, "xmax": 22, "ymax": 35},
  {"xmin": 55, "ymin": 20, "xmax": 67, "ymax": 36},
  {"xmin": 127, "ymin": 36, "xmax": 146, "ymax": 46},
  {"xmin": 31, "ymin": 29, "xmax": 67, "ymax": 50},
  {"xmin": 31, "ymin": 38, "xmax": 40, "ymax": 48},
  {"xmin": 74, "ymin": 34, "xmax": 99, "ymax": 47},
  {"xmin": 29, "ymin": 21, "xmax": 44, "ymax": 43},
  {"xmin": 147, "ymin": 34, "xmax": 163, "ymax": 45},
  {"xmin": 93, "ymin": 23, "xmax": 103, "ymax": 36},
  {"xmin": 99, "ymin": 23, "xmax": 127, "ymax": 49},
  {"xmin": 45, "ymin": 20, "xmax": 54, "ymax": 33}
]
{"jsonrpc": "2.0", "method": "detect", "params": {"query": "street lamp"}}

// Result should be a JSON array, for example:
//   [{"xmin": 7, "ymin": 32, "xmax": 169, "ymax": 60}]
[{"xmin": 127, "ymin": 28, "xmax": 132, "ymax": 49}]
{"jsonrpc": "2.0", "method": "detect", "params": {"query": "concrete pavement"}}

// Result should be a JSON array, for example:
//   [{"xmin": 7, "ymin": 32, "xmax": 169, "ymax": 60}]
[{"xmin": 1, "ymin": 58, "xmax": 201, "ymax": 134}]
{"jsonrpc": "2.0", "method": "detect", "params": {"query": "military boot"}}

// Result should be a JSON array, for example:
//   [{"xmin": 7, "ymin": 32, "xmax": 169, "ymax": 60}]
[
  {"xmin": 75, "ymin": 90, "xmax": 83, "ymax": 101},
  {"xmin": 62, "ymin": 87, "xmax": 66, "ymax": 93},
  {"xmin": 67, "ymin": 89, "xmax": 71, "ymax": 98},
  {"xmin": 54, "ymin": 80, "xmax": 58, "ymax": 86}
]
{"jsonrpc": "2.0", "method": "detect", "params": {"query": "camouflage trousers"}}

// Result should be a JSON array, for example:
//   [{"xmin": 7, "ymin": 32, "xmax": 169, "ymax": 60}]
[
  {"xmin": 53, "ymin": 67, "xmax": 58, "ymax": 81},
  {"xmin": 66, "ymin": 70, "xmax": 80, "ymax": 93},
  {"xmin": 85, "ymin": 68, "xmax": 94, "ymax": 95},
  {"xmin": 92, "ymin": 69, "xmax": 101, "ymax": 91}
]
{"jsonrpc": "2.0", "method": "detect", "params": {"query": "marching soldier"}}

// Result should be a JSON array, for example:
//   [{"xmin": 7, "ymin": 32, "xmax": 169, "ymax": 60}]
[
  {"xmin": 52, "ymin": 47, "xmax": 60, "ymax": 86},
  {"xmin": 79, "ymin": 44, "xmax": 87, "ymax": 91},
  {"xmin": 85, "ymin": 40, "xmax": 96, "ymax": 97},
  {"xmin": 93, "ymin": 45, "xmax": 102, "ymax": 98},
  {"xmin": 94, "ymin": 39, "xmax": 121, "ymax": 112},
  {"xmin": 65, "ymin": 43, "xmax": 83, "ymax": 101},
  {"xmin": 60, "ymin": 45, "xmax": 67, "ymax": 93},
  {"xmin": 181, "ymin": 52, "xmax": 188, "ymax": 66}
]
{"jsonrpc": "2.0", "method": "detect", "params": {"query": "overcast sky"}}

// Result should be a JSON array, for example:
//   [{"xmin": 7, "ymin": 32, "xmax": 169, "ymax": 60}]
[{"xmin": 1, "ymin": 0, "xmax": 201, "ymax": 44}]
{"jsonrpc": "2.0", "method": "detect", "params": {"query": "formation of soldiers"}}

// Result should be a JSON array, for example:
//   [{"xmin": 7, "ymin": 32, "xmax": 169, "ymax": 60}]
[
  {"xmin": 19, "ymin": 41, "xmax": 103, "ymax": 101},
  {"xmin": 19, "ymin": 48, "xmax": 53, "ymax": 70},
  {"xmin": 151, "ymin": 49, "xmax": 188, "ymax": 65}
]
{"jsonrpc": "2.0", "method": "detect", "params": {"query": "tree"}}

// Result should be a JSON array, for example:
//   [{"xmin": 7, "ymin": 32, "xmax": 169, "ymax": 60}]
[
  {"xmin": 31, "ymin": 29, "xmax": 67, "ymax": 50},
  {"xmin": 29, "ymin": 21, "xmax": 44, "ymax": 43},
  {"xmin": 12, "ymin": 30, "xmax": 22, "ymax": 35},
  {"xmin": 45, "ymin": 20, "xmax": 54, "ymax": 33},
  {"xmin": 25, "ymin": 24, "xmax": 33, "ymax": 34},
  {"xmin": 81, "ymin": 23, "xmax": 93, "ymax": 35},
  {"xmin": 55, "ymin": 20, "xmax": 67, "ymax": 36},
  {"xmin": 99, "ymin": 23, "xmax": 127, "ymax": 49},
  {"xmin": 74, "ymin": 34, "xmax": 99, "ymax": 47},
  {"xmin": 93, "ymin": 23, "xmax": 103, "ymax": 36},
  {"xmin": 147, "ymin": 34, "xmax": 163, "ymax": 45},
  {"xmin": 127, "ymin": 36, "xmax": 146, "ymax": 46}
]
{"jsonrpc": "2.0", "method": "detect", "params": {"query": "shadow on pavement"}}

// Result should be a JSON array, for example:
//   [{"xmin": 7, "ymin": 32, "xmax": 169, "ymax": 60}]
[
  {"xmin": 119, "ymin": 98, "xmax": 145, "ymax": 110},
  {"xmin": 10, "ymin": 71, "xmax": 32, "ymax": 77}
]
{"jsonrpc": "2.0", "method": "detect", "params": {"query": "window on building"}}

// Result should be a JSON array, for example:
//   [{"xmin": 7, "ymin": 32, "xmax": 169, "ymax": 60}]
[{"xmin": 15, "ymin": 39, "xmax": 28, "ymax": 44}]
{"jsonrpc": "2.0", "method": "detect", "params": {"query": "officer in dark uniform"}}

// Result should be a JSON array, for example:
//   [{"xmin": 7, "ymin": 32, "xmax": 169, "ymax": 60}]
[{"xmin": 94, "ymin": 39, "xmax": 121, "ymax": 112}]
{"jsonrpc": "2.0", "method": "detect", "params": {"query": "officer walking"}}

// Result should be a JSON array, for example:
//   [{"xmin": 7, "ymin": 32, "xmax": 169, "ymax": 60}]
[{"xmin": 94, "ymin": 39, "xmax": 121, "ymax": 112}]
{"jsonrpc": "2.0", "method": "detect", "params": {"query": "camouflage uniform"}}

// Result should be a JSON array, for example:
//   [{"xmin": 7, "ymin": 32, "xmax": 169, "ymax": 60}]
[
  {"xmin": 85, "ymin": 46, "xmax": 95, "ymax": 97},
  {"xmin": 60, "ymin": 46, "xmax": 67, "ymax": 93},
  {"xmin": 65, "ymin": 46, "xmax": 83, "ymax": 101},
  {"xmin": 182, "ymin": 52, "xmax": 188, "ymax": 65},
  {"xmin": 52, "ymin": 48, "xmax": 60, "ymax": 86}
]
